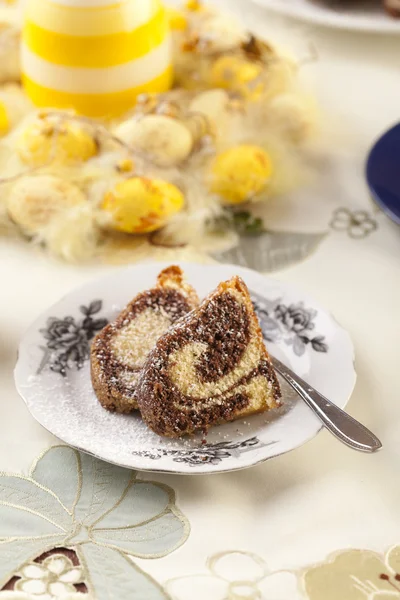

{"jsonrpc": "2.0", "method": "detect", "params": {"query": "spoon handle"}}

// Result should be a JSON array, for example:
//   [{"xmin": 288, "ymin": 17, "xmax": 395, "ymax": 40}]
[{"xmin": 270, "ymin": 356, "xmax": 382, "ymax": 453}]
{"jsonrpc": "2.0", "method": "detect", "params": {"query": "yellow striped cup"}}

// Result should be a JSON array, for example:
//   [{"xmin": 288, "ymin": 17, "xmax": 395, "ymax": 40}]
[{"xmin": 21, "ymin": 0, "xmax": 173, "ymax": 117}]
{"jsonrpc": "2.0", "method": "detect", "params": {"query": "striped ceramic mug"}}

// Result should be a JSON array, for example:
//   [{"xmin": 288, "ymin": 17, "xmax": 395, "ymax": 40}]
[{"xmin": 21, "ymin": 0, "xmax": 173, "ymax": 117}]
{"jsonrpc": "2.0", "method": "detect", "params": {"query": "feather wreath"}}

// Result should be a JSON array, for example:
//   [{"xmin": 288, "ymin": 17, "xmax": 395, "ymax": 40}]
[{"xmin": 0, "ymin": 1, "xmax": 320, "ymax": 263}]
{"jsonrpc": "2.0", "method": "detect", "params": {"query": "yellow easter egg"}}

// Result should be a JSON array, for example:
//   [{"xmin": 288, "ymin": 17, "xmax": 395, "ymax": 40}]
[
  {"xmin": 210, "ymin": 145, "xmax": 272, "ymax": 204},
  {"xmin": 0, "ymin": 84, "xmax": 33, "ymax": 134},
  {"xmin": 167, "ymin": 7, "xmax": 187, "ymax": 31},
  {"xmin": 116, "ymin": 158, "xmax": 135, "ymax": 174},
  {"xmin": 0, "ymin": 100, "xmax": 9, "ymax": 136},
  {"xmin": 210, "ymin": 56, "xmax": 263, "ymax": 98},
  {"xmin": 21, "ymin": 0, "xmax": 173, "ymax": 117},
  {"xmin": 102, "ymin": 177, "xmax": 184, "ymax": 234},
  {"xmin": 17, "ymin": 117, "xmax": 98, "ymax": 167},
  {"xmin": 7, "ymin": 175, "xmax": 85, "ymax": 235},
  {"xmin": 185, "ymin": 0, "xmax": 203, "ymax": 10}
]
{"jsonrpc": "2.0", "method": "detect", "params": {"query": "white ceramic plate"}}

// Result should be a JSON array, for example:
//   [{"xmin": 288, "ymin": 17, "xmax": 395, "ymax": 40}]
[
  {"xmin": 253, "ymin": 0, "xmax": 400, "ymax": 33},
  {"xmin": 15, "ymin": 262, "xmax": 356, "ymax": 474}
]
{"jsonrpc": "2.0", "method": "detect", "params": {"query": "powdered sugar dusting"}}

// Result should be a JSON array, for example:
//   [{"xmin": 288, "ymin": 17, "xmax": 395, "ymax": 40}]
[
  {"xmin": 136, "ymin": 280, "xmax": 281, "ymax": 437},
  {"xmin": 21, "ymin": 363, "xmax": 294, "ymax": 458},
  {"xmin": 110, "ymin": 308, "xmax": 171, "ymax": 368},
  {"xmin": 92, "ymin": 275, "xmax": 198, "ymax": 412}
]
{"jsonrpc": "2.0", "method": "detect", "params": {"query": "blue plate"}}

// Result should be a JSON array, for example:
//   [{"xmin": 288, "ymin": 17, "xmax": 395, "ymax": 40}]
[{"xmin": 366, "ymin": 123, "xmax": 400, "ymax": 225}]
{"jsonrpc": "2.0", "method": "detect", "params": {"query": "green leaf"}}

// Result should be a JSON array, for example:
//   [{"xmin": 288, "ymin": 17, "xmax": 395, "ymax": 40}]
[
  {"xmin": 232, "ymin": 211, "xmax": 264, "ymax": 235},
  {"xmin": 93, "ymin": 510, "xmax": 188, "ymax": 558},
  {"xmin": 0, "ymin": 476, "xmax": 71, "ymax": 532},
  {"xmin": 94, "ymin": 482, "xmax": 170, "ymax": 530},
  {"xmin": 31, "ymin": 446, "xmax": 81, "ymax": 514},
  {"xmin": 74, "ymin": 453, "xmax": 134, "ymax": 527},
  {"xmin": 80, "ymin": 544, "xmax": 171, "ymax": 600},
  {"xmin": 208, "ymin": 210, "xmax": 264, "ymax": 236}
]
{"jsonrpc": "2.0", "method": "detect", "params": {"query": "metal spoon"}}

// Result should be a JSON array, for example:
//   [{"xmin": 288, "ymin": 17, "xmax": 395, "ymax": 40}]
[{"xmin": 270, "ymin": 355, "xmax": 382, "ymax": 453}]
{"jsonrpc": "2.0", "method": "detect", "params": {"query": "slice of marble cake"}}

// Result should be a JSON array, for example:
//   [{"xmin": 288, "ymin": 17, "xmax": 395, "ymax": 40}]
[
  {"xmin": 136, "ymin": 276, "xmax": 281, "ymax": 437},
  {"xmin": 91, "ymin": 266, "xmax": 199, "ymax": 413}
]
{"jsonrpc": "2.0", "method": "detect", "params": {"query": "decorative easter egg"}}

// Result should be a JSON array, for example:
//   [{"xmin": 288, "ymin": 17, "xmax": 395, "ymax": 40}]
[
  {"xmin": 21, "ymin": 0, "xmax": 173, "ymax": 117},
  {"xmin": 210, "ymin": 56, "xmax": 263, "ymax": 99},
  {"xmin": 267, "ymin": 93, "xmax": 317, "ymax": 142},
  {"xmin": 17, "ymin": 115, "xmax": 98, "ymax": 166},
  {"xmin": 197, "ymin": 15, "xmax": 245, "ymax": 53},
  {"xmin": 0, "ymin": 100, "xmax": 9, "ymax": 136},
  {"xmin": 166, "ymin": 7, "xmax": 187, "ymax": 31},
  {"xmin": 189, "ymin": 89, "xmax": 229, "ymax": 124},
  {"xmin": 102, "ymin": 177, "xmax": 184, "ymax": 233},
  {"xmin": 185, "ymin": 0, "xmax": 204, "ymax": 11},
  {"xmin": 116, "ymin": 157, "xmax": 135, "ymax": 174},
  {"xmin": 115, "ymin": 115, "xmax": 193, "ymax": 167},
  {"xmin": 7, "ymin": 175, "xmax": 85, "ymax": 235},
  {"xmin": 0, "ymin": 84, "xmax": 33, "ymax": 137},
  {"xmin": 210, "ymin": 144, "xmax": 272, "ymax": 204}
]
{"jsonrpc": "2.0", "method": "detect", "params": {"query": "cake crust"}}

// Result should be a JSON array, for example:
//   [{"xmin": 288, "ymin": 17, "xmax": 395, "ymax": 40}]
[
  {"xmin": 136, "ymin": 276, "xmax": 281, "ymax": 437},
  {"xmin": 91, "ymin": 266, "xmax": 199, "ymax": 413}
]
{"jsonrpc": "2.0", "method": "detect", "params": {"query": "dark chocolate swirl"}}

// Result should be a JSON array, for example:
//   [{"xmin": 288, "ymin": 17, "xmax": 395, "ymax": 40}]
[
  {"xmin": 91, "ymin": 288, "xmax": 192, "ymax": 405},
  {"xmin": 137, "ymin": 284, "xmax": 281, "ymax": 437}
]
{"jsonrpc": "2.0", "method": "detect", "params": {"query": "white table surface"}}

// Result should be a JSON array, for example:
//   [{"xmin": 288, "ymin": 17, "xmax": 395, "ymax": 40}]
[{"xmin": 0, "ymin": 2, "xmax": 400, "ymax": 598}]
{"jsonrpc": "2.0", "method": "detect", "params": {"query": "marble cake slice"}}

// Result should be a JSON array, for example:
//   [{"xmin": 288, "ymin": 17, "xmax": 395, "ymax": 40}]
[
  {"xmin": 136, "ymin": 276, "xmax": 282, "ymax": 438},
  {"xmin": 91, "ymin": 266, "xmax": 199, "ymax": 413}
]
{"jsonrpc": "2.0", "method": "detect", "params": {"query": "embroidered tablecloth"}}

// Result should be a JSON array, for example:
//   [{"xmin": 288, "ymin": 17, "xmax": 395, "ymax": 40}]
[{"xmin": 0, "ymin": 2, "xmax": 399, "ymax": 598}]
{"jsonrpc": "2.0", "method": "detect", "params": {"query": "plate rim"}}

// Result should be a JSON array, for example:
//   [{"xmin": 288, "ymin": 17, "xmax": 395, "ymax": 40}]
[
  {"xmin": 366, "ymin": 121, "xmax": 400, "ymax": 226},
  {"xmin": 14, "ymin": 261, "xmax": 357, "ymax": 475},
  {"xmin": 252, "ymin": 0, "xmax": 400, "ymax": 33}
]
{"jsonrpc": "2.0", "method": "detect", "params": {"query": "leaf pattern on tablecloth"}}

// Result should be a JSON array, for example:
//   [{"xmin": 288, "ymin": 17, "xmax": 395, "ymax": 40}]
[
  {"xmin": 0, "ymin": 446, "xmax": 189, "ymax": 599},
  {"xmin": 330, "ymin": 208, "xmax": 378, "ymax": 239},
  {"xmin": 303, "ymin": 546, "xmax": 400, "ymax": 599},
  {"xmin": 166, "ymin": 545, "xmax": 400, "ymax": 600},
  {"xmin": 166, "ymin": 550, "xmax": 301, "ymax": 600}
]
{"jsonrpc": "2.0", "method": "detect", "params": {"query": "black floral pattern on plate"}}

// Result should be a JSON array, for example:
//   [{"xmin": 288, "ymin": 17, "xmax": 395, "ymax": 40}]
[
  {"xmin": 252, "ymin": 293, "xmax": 328, "ymax": 357},
  {"xmin": 38, "ymin": 300, "xmax": 108, "ymax": 376},
  {"xmin": 132, "ymin": 437, "xmax": 275, "ymax": 466}
]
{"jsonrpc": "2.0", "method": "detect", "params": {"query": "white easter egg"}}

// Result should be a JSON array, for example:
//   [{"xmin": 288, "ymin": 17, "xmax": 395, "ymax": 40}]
[
  {"xmin": 116, "ymin": 114, "xmax": 193, "ymax": 166},
  {"xmin": 7, "ymin": 175, "xmax": 86, "ymax": 235},
  {"xmin": 189, "ymin": 89, "xmax": 230, "ymax": 123}
]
